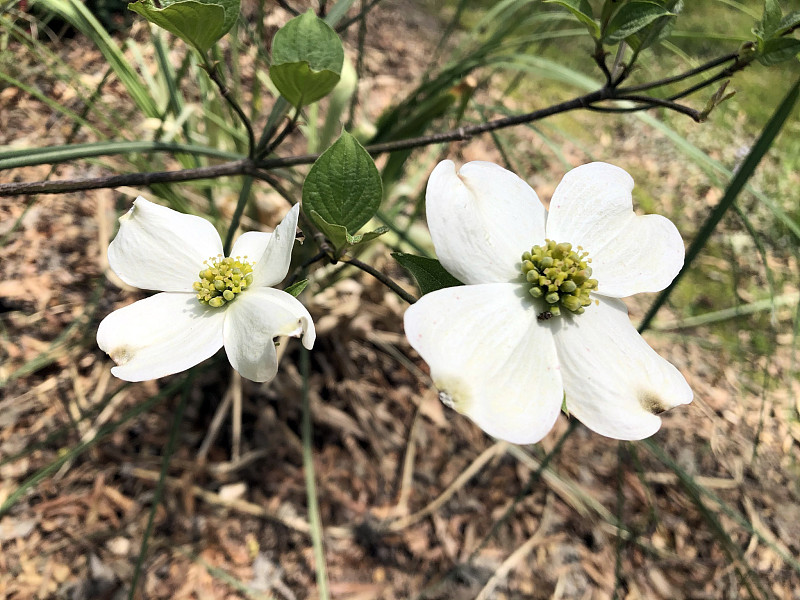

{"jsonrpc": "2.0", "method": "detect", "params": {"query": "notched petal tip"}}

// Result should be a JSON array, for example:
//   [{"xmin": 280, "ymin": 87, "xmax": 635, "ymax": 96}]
[
  {"xmin": 434, "ymin": 376, "xmax": 473, "ymax": 414},
  {"xmin": 108, "ymin": 346, "xmax": 135, "ymax": 367},
  {"xmin": 638, "ymin": 391, "xmax": 668, "ymax": 415},
  {"xmin": 279, "ymin": 313, "xmax": 316, "ymax": 350}
]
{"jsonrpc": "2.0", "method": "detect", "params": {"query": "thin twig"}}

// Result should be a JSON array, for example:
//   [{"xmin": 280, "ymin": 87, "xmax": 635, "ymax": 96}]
[
  {"xmin": 619, "ymin": 94, "xmax": 703, "ymax": 121},
  {"xmin": 259, "ymin": 106, "xmax": 303, "ymax": 160},
  {"xmin": 0, "ymin": 51, "xmax": 756, "ymax": 198},
  {"xmin": 204, "ymin": 61, "xmax": 257, "ymax": 159},
  {"xmin": 341, "ymin": 256, "xmax": 418, "ymax": 305},
  {"xmin": 276, "ymin": 0, "xmax": 300, "ymax": 16},
  {"xmin": 383, "ymin": 441, "xmax": 509, "ymax": 532},
  {"xmin": 335, "ymin": 0, "xmax": 383, "ymax": 33},
  {"xmin": 0, "ymin": 160, "xmax": 256, "ymax": 196},
  {"xmin": 617, "ymin": 51, "xmax": 740, "ymax": 94}
]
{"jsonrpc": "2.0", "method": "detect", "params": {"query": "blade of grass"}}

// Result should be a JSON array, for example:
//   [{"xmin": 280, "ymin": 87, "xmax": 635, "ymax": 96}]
[
  {"xmin": 651, "ymin": 292, "xmax": 798, "ymax": 330},
  {"xmin": 0, "ymin": 375, "xmax": 186, "ymax": 518},
  {"xmin": 129, "ymin": 376, "xmax": 193, "ymax": 599},
  {"xmin": 642, "ymin": 438, "xmax": 800, "ymax": 575},
  {"xmin": 639, "ymin": 77, "xmax": 800, "ymax": 330},
  {"xmin": 0, "ymin": 383, "xmax": 131, "ymax": 468},
  {"xmin": 642, "ymin": 440, "xmax": 776, "ymax": 600},
  {"xmin": 0, "ymin": 71, "xmax": 103, "ymax": 136},
  {"xmin": 34, "ymin": 0, "xmax": 160, "ymax": 117},
  {"xmin": 301, "ymin": 346, "xmax": 330, "ymax": 600},
  {"xmin": 0, "ymin": 141, "xmax": 244, "ymax": 170}
]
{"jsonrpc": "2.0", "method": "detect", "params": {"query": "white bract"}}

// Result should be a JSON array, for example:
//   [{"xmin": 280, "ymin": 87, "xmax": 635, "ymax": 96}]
[
  {"xmin": 97, "ymin": 198, "xmax": 315, "ymax": 382},
  {"xmin": 404, "ymin": 161, "xmax": 692, "ymax": 444}
]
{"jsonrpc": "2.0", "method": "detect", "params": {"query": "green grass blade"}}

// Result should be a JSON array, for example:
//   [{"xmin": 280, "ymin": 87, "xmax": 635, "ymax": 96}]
[
  {"xmin": 0, "ymin": 376, "xmax": 186, "ymax": 518},
  {"xmin": 0, "ymin": 141, "xmax": 244, "ymax": 170},
  {"xmin": 301, "ymin": 346, "xmax": 330, "ymax": 600},
  {"xmin": 639, "ymin": 77, "xmax": 800, "ymax": 331},
  {"xmin": 34, "ymin": 0, "xmax": 160, "ymax": 117},
  {"xmin": 0, "ymin": 71, "xmax": 103, "ymax": 136},
  {"xmin": 129, "ymin": 379, "xmax": 192, "ymax": 600}
]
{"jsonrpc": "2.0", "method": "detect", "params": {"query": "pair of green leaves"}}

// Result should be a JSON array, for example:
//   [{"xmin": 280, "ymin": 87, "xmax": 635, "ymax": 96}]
[
  {"xmin": 753, "ymin": 0, "xmax": 800, "ymax": 66},
  {"xmin": 546, "ymin": 0, "xmax": 678, "ymax": 48},
  {"xmin": 128, "ymin": 4, "xmax": 345, "ymax": 108}
]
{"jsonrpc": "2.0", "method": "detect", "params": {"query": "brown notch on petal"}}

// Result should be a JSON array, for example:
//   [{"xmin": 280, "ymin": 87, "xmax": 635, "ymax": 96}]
[
  {"xmin": 639, "ymin": 391, "xmax": 667, "ymax": 415},
  {"xmin": 110, "ymin": 347, "xmax": 135, "ymax": 366}
]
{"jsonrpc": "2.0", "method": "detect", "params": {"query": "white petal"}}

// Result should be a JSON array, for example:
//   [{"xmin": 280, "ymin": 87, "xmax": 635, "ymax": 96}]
[
  {"xmin": 426, "ymin": 161, "xmax": 547, "ymax": 285},
  {"xmin": 545, "ymin": 163, "xmax": 684, "ymax": 298},
  {"xmin": 251, "ymin": 204, "xmax": 300, "ymax": 288},
  {"xmin": 223, "ymin": 287, "xmax": 316, "ymax": 382},
  {"xmin": 230, "ymin": 231, "xmax": 273, "ymax": 263},
  {"xmin": 404, "ymin": 283, "xmax": 563, "ymax": 444},
  {"xmin": 552, "ymin": 297, "xmax": 692, "ymax": 440},
  {"xmin": 97, "ymin": 292, "xmax": 225, "ymax": 381},
  {"xmin": 108, "ymin": 197, "xmax": 223, "ymax": 292}
]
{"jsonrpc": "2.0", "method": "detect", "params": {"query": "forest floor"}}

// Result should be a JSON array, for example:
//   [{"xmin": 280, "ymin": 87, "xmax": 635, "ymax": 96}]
[{"xmin": 1, "ymin": 1, "xmax": 800, "ymax": 599}]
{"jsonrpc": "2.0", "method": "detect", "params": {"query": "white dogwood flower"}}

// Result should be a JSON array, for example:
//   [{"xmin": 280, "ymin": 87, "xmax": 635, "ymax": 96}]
[
  {"xmin": 97, "ymin": 198, "xmax": 315, "ymax": 382},
  {"xmin": 404, "ymin": 161, "xmax": 692, "ymax": 444}
]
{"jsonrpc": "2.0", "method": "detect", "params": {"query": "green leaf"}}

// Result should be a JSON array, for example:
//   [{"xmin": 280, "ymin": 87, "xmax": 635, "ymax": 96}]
[
  {"xmin": 309, "ymin": 212, "xmax": 387, "ymax": 255},
  {"xmin": 303, "ymin": 131, "xmax": 382, "ymax": 234},
  {"xmin": 758, "ymin": 37, "xmax": 800, "ymax": 65},
  {"xmin": 758, "ymin": 0, "xmax": 783, "ymax": 39},
  {"xmin": 626, "ymin": 0, "xmax": 682, "ymax": 52},
  {"xmin": 544, "ymin": 0, "xmax": 600, "ymax": 37},
  {"xmin": 285, "ymin": 279, "xmax": 309, "ymax": 297},
  {"xmin": 777, "ymin": 10, "xmax": 800, "ymax": 35},
  {"xmin": 270, "ymin": 10, "xmax": 344, "ymax": 107},
  {"xmin": 128, "ymin": 0, "xmax": 240, "ymax": 54},
  {"xmin": 602, "ymin": 1, "xmax": 674, "ymax": 44},
  {"xmin": 310, "ymin": 211, "xmax": 350, "ymax": 252},
  {"xmin": 346, "ymin": 226, "xmax": 389, "ymax": 246},
  {"xmin": 392, "ymin": 253, "xmax": 463, "ymax": 296}
]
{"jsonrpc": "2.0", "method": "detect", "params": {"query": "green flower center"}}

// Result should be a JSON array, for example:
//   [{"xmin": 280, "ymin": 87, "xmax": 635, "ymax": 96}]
[
  {"xmin": 520, "ymin": 239, "xmax": 598, "ymax": 318},
  {"xmin": 193, "ymin": 255, "xmax": 254, "ymax": 308}
]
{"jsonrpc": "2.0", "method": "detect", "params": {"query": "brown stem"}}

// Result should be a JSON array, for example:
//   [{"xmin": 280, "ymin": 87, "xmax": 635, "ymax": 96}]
[
  {"xmin": 341, "ymin": 256, "xmax": 417, "ymax": 305},
  {"xmin": 205, "ymin": 62, "xmax": 256, "ymax": 159}
]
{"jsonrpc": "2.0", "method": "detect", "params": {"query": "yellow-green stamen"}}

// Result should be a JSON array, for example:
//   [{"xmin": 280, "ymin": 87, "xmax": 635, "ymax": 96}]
[
  {"xmin": 193, "ymin": 255, "xmax": 254, "ymax": 308},
  {"xmin": 520, "ymin": 239, "xmax": 598, "ymax": 317}
]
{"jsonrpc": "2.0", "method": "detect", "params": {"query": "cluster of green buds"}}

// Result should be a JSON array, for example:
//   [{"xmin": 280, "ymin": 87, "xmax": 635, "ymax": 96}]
[
  {"xmin": 194, "ymin": 255, "xmax": 255, "ymax": 308},
  {"xmin": 521, "ymin": 239, "xmax": 598, "ymax": 317}
]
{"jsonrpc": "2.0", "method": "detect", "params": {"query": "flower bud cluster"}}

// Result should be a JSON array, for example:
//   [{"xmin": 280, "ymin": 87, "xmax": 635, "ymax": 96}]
[
  {"xmin": 521, "ymin": 239, "xmax": 598, "ymax": 316},
  {"xmin": 193, "ymin": 255, "xmax": 255, "ymax": 308}
]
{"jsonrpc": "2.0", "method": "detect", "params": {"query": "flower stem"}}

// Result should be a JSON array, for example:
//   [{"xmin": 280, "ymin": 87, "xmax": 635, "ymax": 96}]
[{"xmin": 342, "ymin": 256, "xmax": 418, "ymax": 305}]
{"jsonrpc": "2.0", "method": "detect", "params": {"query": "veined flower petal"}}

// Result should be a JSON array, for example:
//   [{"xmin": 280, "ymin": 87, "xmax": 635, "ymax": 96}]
[
  {"xmin": 223, "ymin": 287, "xmax": 316, "ymax": 382},
  {"xmin": 96, "ymin": 292, "xmax": 225, "ymax": 381},
  {"xmin": 553, "ymin": 297, "xmax": 693, "ymax": 440},
  {"xmin": 251, "ymin": 204, "xmax": 300, "ymax": 288},
  {"xmin": 426, "ymin": 161, "xmax": 547, "ymax": 285},
  {"xmin": 404, "ymin": 283, "xmax": 563, "ymax": 444},
  {"xmin": 545, "ymin": 163, "xmax": 684, "ymax": 298},
  {"xmin": 108, "ymin": 197, "xmax": 224, "ymax": 292}
]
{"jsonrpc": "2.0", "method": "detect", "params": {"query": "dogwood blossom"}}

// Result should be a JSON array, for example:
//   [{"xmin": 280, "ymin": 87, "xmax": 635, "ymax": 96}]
[
  {"xmin": 404, "ymin": 161, "xmax": 692, "ymax": 444},
  {"xmin": 97, "ymin": 198, "xmax": 315, "ymax": 382}
]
